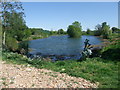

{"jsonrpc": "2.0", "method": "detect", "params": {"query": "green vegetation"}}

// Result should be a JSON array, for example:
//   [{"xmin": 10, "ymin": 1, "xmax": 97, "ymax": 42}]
[
  {"xmin": 5, "ymin": 34, "xmax": 18, "ymax": 52},
  {"xmin": 1, "ymin": 1, "xmax": 67, "ymax": 53},
  {"xmin": 86, "ymin": 28, "xmax": 95, "ymax": 35},
  {"xmin": 1, "ymin": 1, "xmax": 27, "ymax": 52},
  {"xmin": 101, "ymin": 37, "xmax": 120, "ymax": 61},
  {"xmin": 1, "ymin": 1, "xmax": 119, "ymax": 88},
  {"xmin": 86, "ymin": 28, "xmax": 91, "ymax": 35},
  {"xmin": 112, "ymin": 27, "xmax": 120, "ymax": 33},
  {"xmin": 2, "ymin": 52, "xmax": 119, "ymax": 88},
  {"xmin": 57, "ymin": 29, "xmax": 66, "ymax": 34},
  {"xmin": 67, "ymin": 21, "xmax": 82, "ymax": 38},
  {"xmin": 2, "ymin": 37, "xmax": 120, "ymax": 88},
  {"xmin": 94, "ymin": 22, "xmax": 112, "ymax": 39}
]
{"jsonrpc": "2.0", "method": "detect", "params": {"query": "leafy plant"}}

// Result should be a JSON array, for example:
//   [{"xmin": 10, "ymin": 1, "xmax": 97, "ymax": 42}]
[
  {"xmin": 5, "ymin": 35, "xmax": 18, "ymax": 52},
  {"xmin": 67, "ymin": 21, "xmax": 82, "ymax": 38}
]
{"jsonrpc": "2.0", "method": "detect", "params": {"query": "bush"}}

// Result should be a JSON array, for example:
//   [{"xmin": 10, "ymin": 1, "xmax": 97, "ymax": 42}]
[
  {"xmin": 102, "ymin": 29, "xmax": 112, "ymax": 39},
  {"xmin": 94, "ymin": 22, "xmax": 112, "ymax": 39},
  {"xmin": 55, "ymin": 61, "xmax": 65, "ymax": 66},
  {"xmin": 8, "ymin": 30, "xmax": 25, "ymax": 41},
  {"xmin": 18, "ymin": 41, "xmax": 29, "ymax": 55},
  {"xmin": 5, "ymin": 35, "xmax": 18, "ymax": 52},
  {"xmin": 67, "ymin": 21, "xmax": 82, "ymax": 38},
  {"xmin": 101, "ymin": 38, "xmax": 120, "ymax": 61},
  {"xmin": 102, "ymin": 48, "xmax": 120, "ymax": 61}
]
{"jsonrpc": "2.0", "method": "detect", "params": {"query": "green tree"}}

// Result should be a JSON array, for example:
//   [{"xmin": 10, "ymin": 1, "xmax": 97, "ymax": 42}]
[
  {"xmin": 23, "ymin": 29, "xmax": 32, "ymax": 39},
  {"xmin": 94, "ymin": 24, "xmax": 102, "ymax": 36},
  {"xmin": 101, "ymin": 22, "xmax": 112, "ymax": 39},
  {"xmin": 18, "ymin": 41, "xmax": 29, "ymax": 55},
  {"xmin": 5, "ymin": 34, "xmax": 18, "ymax": 52},
  {"xmin": 57, "ymin": 29, "xmax": 64, "ymax": 34},
  {"xmin": 94, "ymin": 22, "xmax": 112, "ymax": 38},
  {"xmin": 6, "ymin": 12, "xmax": 28, "ymax": 41},
  {"xmin": 1, "ymin": 0, "xmax": 25, "ymax": 46},
  {"xmin": 112, "ymin": 27, "xmax": 120, "ymax": 33},
  {"xmin": 67, "ymin": 21, "xmax": 82, "ymax": 38},
  {"xmin": 86, "ymin": 28, "xmax": 91, "ymax": 35}
]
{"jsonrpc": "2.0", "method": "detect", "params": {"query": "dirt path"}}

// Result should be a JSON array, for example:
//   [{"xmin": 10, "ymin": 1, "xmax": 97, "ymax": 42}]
[{"xmin": 0, "ymin": 61, "xmax": 98, "ymax": 88}]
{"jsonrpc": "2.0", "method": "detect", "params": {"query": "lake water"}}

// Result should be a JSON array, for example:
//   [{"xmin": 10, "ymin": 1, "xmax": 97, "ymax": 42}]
[{"xmin": 28, "ymin": 35, "xmax": 102, "ymax": 60}]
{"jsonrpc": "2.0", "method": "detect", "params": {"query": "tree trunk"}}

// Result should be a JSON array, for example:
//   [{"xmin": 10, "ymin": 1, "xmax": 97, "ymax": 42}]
[{"xmin": 3, "ymin": 31, "xmax": 6, "ymax": 46}]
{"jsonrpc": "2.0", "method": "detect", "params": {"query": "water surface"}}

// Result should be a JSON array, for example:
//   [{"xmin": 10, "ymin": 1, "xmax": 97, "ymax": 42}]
[{"xmin": 28, "ymin": 35, "xmax": 102, "ymax": 59}]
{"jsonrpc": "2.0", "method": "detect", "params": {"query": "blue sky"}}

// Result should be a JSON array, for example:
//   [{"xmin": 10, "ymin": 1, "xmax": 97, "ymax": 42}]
[{"xmin": 22, "ymin": 2, "xmax": 118, "ymax": 31}]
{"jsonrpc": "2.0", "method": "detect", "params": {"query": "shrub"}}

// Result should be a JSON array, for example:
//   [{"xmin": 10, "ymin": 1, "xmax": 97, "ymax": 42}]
[
  {"xmin": 101, "ymin": 39, "xmax": 120, "ymax": 61},
  {"xmin": 67, "ymin": 21, "xmax": 82, "ymax": 38},
  {"xmin": 102, "ymin": 48, "xmax": 120, "ymax": 61},
  {"xmin": 5, "ymin": 35, "xmax": 18, "ymax": 52},
  {"xmin": 18, "ymin": 41, "xmax": 29, "ymax": 55},
  {"xmin": 55, "ymin": 61, "xmax": 65, "ymax": 66}
]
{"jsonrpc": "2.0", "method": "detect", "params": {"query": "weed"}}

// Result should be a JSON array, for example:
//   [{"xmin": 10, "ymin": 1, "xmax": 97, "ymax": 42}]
[
  {"xmin": 1, "ymin": 77, "xmax": 6, "ymax": 81},
  {"xmin": 50, "ymin": 74, "xmax": 58, "ymax": 77},
  {"xmin": 73, "ymin": 81, "xmax": 79, "ymax": 84},
  {"xmin": 10, "ymin": 81, "xmax": 14, "ymax": 84},
  {"xmin": 2, "ymin": 82, "xmax": 8, "ymax": 86},
  {"xmin": 32, "ymin": 84, "xmax": 35, "ymax": 87}
]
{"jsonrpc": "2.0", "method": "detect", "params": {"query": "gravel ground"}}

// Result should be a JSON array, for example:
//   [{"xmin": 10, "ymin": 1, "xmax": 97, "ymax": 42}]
[{"xmin": 0, "ymin": 61, "xmax": 98, "ymax": 88}]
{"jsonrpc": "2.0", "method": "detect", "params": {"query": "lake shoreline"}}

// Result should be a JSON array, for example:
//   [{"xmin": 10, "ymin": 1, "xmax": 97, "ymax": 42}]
[
  {"xmin": 27, "ymin": 35, "xmax": 106, "ymax": 61},
  {"xmin": 26, "ymin": 34, "xmax": 66, "ymax": 41},
  {"xmin": 2, "ymin": 35, "xmax": 119, "ymax": 88}
]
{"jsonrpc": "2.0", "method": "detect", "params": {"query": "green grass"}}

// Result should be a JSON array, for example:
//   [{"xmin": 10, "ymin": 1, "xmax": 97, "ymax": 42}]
[
  {"xmin": 1, "ymin": 51, "xmax": 119, "ymax": 88},
  {"xmin": 1, "ymin": 34, "xmax": 120, "ymax": 88},
  {"xmin": 101, "ymin": 36, "xmax": 120, "ymax": 61},
  {"xmin": 42, "ymin": 58, "xmax": 119, "ymax": 88}
]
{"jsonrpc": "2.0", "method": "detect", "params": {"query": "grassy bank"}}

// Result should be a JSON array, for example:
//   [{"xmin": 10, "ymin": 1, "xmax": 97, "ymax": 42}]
[
  {"xmin": 1, "ymin": 35, "xmax": 120, "ymax": 88},
  {"xmin": 2, "ymin": 52, "xmax": 119, "ymax": 88},
  {"xmin": 23, "ymin": 34, "xmax": 67, "ymax": 42}
]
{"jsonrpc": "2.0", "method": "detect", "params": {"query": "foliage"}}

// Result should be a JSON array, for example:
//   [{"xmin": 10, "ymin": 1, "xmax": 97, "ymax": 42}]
[
  {"xmin": 1, "ymin": 2, "xmax": 119, "ymax": 88},
  {"xmin": 1, "ymin": 0, "xmax": 28, "ymax": 51},
  {"xmin": 1, "ymin": 1, "xmax": 24, "ymax": 29},
  {"xmin": 67, "ymin": 21, "xmax": 82, "ymax": 38},
  {"xmin": 55, "ymin": 61, "xmax": 65, "ymax": 66},
  {"xmin": 15, "ymin": 30, "xmax": 26, "ymax": 41},
  {"xmin": 81, "ymin": 31, "xmax": 87, "ymax": 35},
  {"xmin": 86, "ymin": 28, "xmax": 91, "ymax": 35},
  {"xmin": 23, "ymin": 29, "xmax": 32, "ymax": 39},
  {"xmin": 2, "ymin": 36, "xmax": 120, "ymax": 88},
  {"xmin": 2, "ymin": 51, "xmax": 119, "ymax": 88},
  {"xmin": 18, "ymin": 41, "xmax": 29, "ymax": 55},
  {"xmin": 2, "ymin": 51, "xmax": 43, "ymax": 66},
  {"xmin": 5, "ymin": 34, "xmax": 29, "ymax": 53},
  {"xmin": 101, "ymin": 38, "xmax": 120, "ymax": 61},
  {"xmin": 112, "ymin": 27, "xmax": 120, "ymax": 33},
  {"xmin": 5, "ymin": 34, "xmax": 18, "ymax": 52},
  {"xmin": 50, "ymin": 30, "xmax": 58, "ymax": 35},
  {"xmin": 94, "ymin": 22, "xmax": 112, "ymax": 39},
  {"xmin": 57, "ymin": 29, "xmax": 64, "ymax": 34},
  {"xmin": 101, "ymin": 22, "xmax": 112, "ymax": 39},
  {"xmin": 94, "ymin": 24, "xmax": 102, "ymax": 36}
]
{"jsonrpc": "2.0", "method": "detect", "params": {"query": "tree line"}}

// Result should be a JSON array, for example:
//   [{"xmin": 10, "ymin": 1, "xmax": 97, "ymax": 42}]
[
  {"xmin": 1, "ymin": 1, "xmax": 119, "ymax": 54},
  {"xmin": 67, "ymin": 21, "xmax": 120, "ymax": 39}
]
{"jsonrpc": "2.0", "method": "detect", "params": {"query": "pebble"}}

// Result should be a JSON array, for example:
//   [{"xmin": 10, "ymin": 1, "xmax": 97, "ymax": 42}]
[
  {"xmin": 26, "ymin": 68, "xmax": 31, "ymax": 72},
  {"xmin": 1, "ymin": 61, "xmax": 98, "ymax": 88}
]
